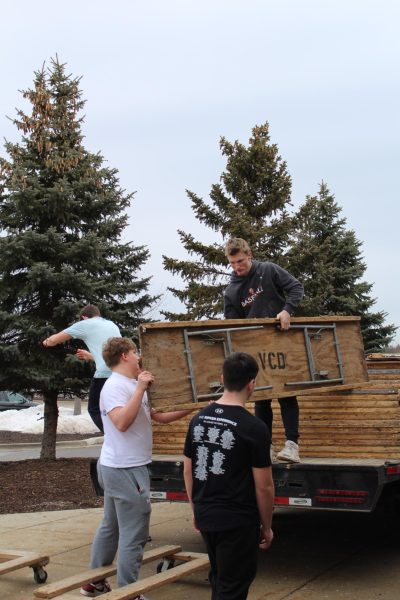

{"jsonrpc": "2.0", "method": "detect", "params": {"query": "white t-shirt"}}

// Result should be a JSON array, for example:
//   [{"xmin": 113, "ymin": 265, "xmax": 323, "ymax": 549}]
[
  {"xmin": 64, "ymin": 317, "xmax": 121, "ymax": 378},
  {"xmin": 99, "ymin": 371, "xmax": 152, "ymax": 468}
]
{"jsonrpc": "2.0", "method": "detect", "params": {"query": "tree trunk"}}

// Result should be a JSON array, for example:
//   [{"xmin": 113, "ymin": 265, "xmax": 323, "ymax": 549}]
[
  {"xmin": 40, "ymin": 391, "xmax": 59, "ymax": 460},
  {"xmin": 73, "ymin": 396, "xmax": 81, "ymax": 415}
]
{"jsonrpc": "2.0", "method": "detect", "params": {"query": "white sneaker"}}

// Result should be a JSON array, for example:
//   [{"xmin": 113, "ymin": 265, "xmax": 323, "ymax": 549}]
[{"xmin": 276, "ymin": 441, "xmax": 300, "ymax": 463}]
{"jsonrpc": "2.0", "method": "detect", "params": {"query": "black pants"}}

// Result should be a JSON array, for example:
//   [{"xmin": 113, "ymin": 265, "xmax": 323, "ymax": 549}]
[
  {"xmin": 88, "ymin": 378, "xmax": 107, "ymax": 433},
  {"xmin": 255, "ymin": 396, "xmax": 299, "ymax": 443},
  {"xmin": 201, "ymin": 525, "xmax": 260, "ymax": 600}
]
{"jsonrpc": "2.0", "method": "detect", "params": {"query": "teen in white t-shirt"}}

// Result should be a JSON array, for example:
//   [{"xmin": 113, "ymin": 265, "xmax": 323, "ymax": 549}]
[{"xmin": 81, "ymin": 337, "xmax": 194, "ymax": 596}]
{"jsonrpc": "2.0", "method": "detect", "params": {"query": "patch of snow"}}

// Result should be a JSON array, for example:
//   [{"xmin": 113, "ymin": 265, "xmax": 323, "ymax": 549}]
[{"xmin": 0, "ymin": 405, "xmax": 99, "ymax": 434}]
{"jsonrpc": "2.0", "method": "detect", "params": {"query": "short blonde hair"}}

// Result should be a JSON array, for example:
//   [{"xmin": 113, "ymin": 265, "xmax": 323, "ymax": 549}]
[
  {"xmin": 224, "ymin": 238, "xmax": 251, "ymax": 257},
  {"xmin": 102, "ymin": 337, "xmax": 136, "ymax": 368}
]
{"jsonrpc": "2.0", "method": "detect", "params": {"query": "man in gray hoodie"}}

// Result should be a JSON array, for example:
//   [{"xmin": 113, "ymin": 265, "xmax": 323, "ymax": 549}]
[{"xmin": 223, "ymin": 238, "xmax": 304, "ymax": 463}]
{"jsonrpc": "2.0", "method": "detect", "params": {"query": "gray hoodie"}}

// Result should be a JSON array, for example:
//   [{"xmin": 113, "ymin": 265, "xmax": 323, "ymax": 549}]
[{"xmin": 224, "ymin": 260, "xmax": 304, "ymax": 319}]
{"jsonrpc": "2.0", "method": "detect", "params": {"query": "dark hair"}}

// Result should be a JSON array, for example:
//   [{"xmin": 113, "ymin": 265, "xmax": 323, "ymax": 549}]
[
  {"xmin": 223, "ymin": 352, "xmax": 259, "ymax": 391},
  {"xmin": 102, "ymin": 337, "xmax": 137, "ymax": 368},
  {"xmin": 79, "ymin": 304, "xmax": 101, "ymax": 319}
]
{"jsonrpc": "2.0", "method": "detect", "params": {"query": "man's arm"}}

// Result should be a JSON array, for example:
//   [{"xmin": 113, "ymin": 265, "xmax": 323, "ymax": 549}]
[
  {"xmin": 183, "ymin": 455, "xmax": 198, "ymax": 532},
  {"xmin": 272, "ymin": 264, "xmax": 304, "ymax": 330},
  {"xmin": 151, "ymin": 407, "xmax": 197, "ymax": 424},
  {"xmin": 252, "ymin": 466, "xmax": 274, "ymax": 550},
  {"xmin": 273, "ymin": 265, "xmax": 304, "ymax": 315},
  {"xmin": 183, "ymin": 456, "xmax": 193, "ymax": 505},
  {"xmin": 43, "ymin": 332, "xmax": 71, "ymax": 347},
  {"xmin": 108, "ymin": 371, "xmax": 153, "ymax": 432},
  {"xmin": 223, "ymin": 293, "xmax": 243, "ymax": 319}
]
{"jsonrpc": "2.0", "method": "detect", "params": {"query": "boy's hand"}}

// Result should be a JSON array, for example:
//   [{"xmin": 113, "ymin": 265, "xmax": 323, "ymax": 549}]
[
  {"xmin": 259, "ymin": 526, "xmax": 274, "ymax": 550},
  {"xmin": 138, "ymin": 371, "xmax": 154, "ymax": 390}
]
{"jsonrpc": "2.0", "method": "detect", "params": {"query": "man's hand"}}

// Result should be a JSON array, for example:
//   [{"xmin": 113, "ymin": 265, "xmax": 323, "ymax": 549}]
[
  {"xmin": 76, "ymin": 349, "xmax": 92, "ymax": 361},
  {"xmin": 42, "ymin": 332, "xmax": 71, "ymax": 347},
  {"xmin": 276, "ymin": 309, "xmax": 291, "ymax": 330},
  {"xmin": 138, "ymin": 371, "xmax": 154, "ymax": 390},
  {"xmin": 259, "ymin": 526, "xmax": 274, "ymax": 550}
]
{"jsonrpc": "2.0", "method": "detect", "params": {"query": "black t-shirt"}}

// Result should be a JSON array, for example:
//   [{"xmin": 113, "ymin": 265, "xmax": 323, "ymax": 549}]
[{"xmin": 184, "ymin": 402, "xmax": 271, "ymax": 531}]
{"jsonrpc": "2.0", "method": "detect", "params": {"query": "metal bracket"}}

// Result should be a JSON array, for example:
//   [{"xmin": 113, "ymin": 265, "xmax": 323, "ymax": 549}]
[
  {"xmin": 182, "ymin": 322, "xmax": 345, "ymax": 402},
  {"xmin": 183, "ymin": 326, "xmax": 273, "ymax": 402},
  {"xmin": 284, "ymin": 324, "xmax": 344, "ymax": 387}
]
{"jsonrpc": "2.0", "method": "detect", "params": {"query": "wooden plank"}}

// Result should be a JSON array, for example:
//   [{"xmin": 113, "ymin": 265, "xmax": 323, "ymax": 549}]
[
  {"xmin": 296, "ymin": 395, "xmax": 399, "ymax": 402},
  {"xmin": 300, "ymin": 408, "xmax": 400, "ymax": 420},
  {"xmin": 298, "ymin": 451, "xmax": 400, "ymax": 459},
  {"xmin": 95, "ymin": 555, "xmax": 209, "ymax": 600},
  {"xmin": 34, "ymin": 565, "xmax": 117, "ymax": 599},
  {"xmin": 293, "ymin": 438, "xmax": 400, "ymax": 446},
  {"xmin": 368, "ymin": 374, "xmax": 400, "ymax": 381},
  {"xmin": 33, "ymin": 545, "xmax": 181, "ymax": 599},
  {"xmin": 141, "ymin": 316, "xmax": 361, "ymax": 330},
  {"xmin": 0, "ymin": 550, "xmax": 49, "ymax": 576},
  {"xmin": 294, "ymin": 401, "xmax": 399, "ymax": 409},
  {"xmin": 366, "ymin": 353, "xmax": 400, "ymax": 361},
  {"xmin": 170, "ymin": 551, "xmax": 206, "ymax": 561},
  {"xmin": 298, "ymin": 390, "xmax": 400, "ymax": 399},
  {"xmin": 288, "ymin": 439, "xmax": 400, "ymax": 448},
  {"xmin": 368, "ymin": 369, "xmax": 400, "ymax": 375},
  {"xmin": 155, "ymin": 381, "xmax": 388, "ymax": 412},
  {"xmin": 298, "ymin": 422, "xmax": 400, "ymax": 428}
]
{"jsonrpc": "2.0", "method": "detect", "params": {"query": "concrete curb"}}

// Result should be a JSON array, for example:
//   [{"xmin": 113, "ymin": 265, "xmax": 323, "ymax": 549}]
[{"xmin": 0, "ymin": 436, "xmax": 104, "ymax": 451}]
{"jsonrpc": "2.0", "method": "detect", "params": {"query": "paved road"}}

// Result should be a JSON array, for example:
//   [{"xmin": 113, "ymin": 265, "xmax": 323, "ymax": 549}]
[
  {"xmin": 0, "ymin": 443, "xmax": 101, "ymax": 461},
  {"xmin": 247, "ymin": 506, "xmax": 400, "ymax": 600},
  {"xmin": 2, "ymin": 502, "xmax": 399, "ymax": 600},
  {"xmin": 0, "ymin": 398, "xmax": 101, "ymax": 460}
]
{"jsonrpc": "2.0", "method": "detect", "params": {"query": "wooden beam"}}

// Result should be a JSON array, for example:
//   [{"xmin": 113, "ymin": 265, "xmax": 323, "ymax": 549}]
[
  {"xmin": 33, "ymin": 545, "xmax": 181, "ymax": 599},
  {"xmin": 0, "ymin": 550, "xmax": 49, "ymax": 576},
  {"xmin": 96, "ymin": 555, "xmax": 209, "ymax": 600}
]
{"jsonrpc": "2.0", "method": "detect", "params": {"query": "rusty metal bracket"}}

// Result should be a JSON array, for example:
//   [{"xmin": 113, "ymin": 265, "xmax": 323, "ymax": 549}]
[
  {"xmin": 284, "ymin": 323, "xmax": 344, "ymax": 386},
  {"xmin": 183, "ymin": 325, "xmax": 273, "ymax": 402}
]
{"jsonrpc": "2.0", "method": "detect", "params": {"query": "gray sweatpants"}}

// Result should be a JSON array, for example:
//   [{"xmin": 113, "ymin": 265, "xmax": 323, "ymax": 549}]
[{"xmin": 90, "ymin": 462, "xmax": 151, "ymax": 587}]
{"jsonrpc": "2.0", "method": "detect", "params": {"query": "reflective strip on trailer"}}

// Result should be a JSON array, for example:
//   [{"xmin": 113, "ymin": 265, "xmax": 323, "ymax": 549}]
[
  {"xmin": 150, "ymin": 491, "xmax": 167, "ymax": 499},
  {"xmin": 275, "ymin": 496, "xmax": 312, "ymax": 507},
  {"xmin": 150, "ymin": 491, "xmax": 188, "ymax": 501}
]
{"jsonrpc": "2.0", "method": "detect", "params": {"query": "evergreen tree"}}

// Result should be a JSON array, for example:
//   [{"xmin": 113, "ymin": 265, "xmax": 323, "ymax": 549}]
[
  {"xmin": 162, "ymin": 122, "xmax": 293, "ymax": 319},
  {"xmin": 287, "ymin": 182, "xmax": 396, "ymax": 351},
  {"xmin": 0, "ymin": 58, "xmax": 156, "ymax": 459}
]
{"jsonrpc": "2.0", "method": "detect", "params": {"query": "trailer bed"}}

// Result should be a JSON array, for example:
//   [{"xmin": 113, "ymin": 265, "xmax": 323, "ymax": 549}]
[{"xmin": 149, "ymin": 454, "xmax": 400, "ymax": 513}]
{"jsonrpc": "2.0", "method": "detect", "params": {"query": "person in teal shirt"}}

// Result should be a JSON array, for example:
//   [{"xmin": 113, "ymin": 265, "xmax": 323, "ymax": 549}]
[{"xmin": 42, "ymin": 304, "xmax": 120, "ymax": 431}]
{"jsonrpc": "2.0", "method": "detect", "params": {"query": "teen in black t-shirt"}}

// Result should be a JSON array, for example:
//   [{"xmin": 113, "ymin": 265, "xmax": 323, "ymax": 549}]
[{"xmin": 184, "ymin": 352, "xmax": 274, "ymax": 600}]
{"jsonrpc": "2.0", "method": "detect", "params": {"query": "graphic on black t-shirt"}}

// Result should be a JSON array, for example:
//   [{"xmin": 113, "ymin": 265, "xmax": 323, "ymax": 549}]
[
  {"xmin": 192, "ymin": 414, "xmax": 239, "ymax": 481},
  {"xmin": 185, "ymin": 404, "xmax": 271, "ymax": 531}
]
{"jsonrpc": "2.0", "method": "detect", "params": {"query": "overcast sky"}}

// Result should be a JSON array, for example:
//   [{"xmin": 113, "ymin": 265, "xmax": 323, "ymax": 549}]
[{"xmin": 1, "ymin": 1, "xmax": 399, "ymax": 342}]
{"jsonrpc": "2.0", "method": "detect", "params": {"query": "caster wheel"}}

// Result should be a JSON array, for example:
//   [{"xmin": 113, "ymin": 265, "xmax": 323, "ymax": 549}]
[
  {"xmin": 156, "ymin": 558, "xmax": 175, "ymax": 573},
  {"xmin": 33, "ymin": 566, "xmax": 48, "ymax": 584}
]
